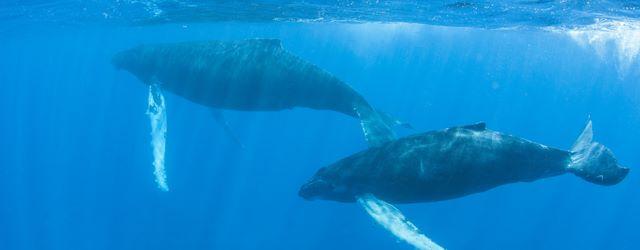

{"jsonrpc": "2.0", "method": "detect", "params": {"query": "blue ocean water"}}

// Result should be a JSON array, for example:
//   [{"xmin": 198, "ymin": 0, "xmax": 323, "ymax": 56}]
[{"xmin": 1, "ymin": 1, "xmax": 640, "ymax": 250}]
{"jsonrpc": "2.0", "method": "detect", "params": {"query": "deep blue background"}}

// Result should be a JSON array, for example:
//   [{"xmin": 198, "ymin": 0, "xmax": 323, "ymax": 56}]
[{"xmin": 1, "ymin": 22, "xmax": 639, "ymax": 250}]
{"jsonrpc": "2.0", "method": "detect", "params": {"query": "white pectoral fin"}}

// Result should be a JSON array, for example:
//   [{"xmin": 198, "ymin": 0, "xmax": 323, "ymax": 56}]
[
  {"xmin": 147, "ymin": 83, "xmax": 169, "ymax": 191},
  {"xmin": 357, "ymin": 194, "xmax": 444, "ymax": 250}
]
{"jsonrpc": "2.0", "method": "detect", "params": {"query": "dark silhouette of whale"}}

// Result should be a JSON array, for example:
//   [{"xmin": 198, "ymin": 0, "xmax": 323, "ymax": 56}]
[
  {"xmin": 299, "ymin": 120, "xmax": 630, "ymax": 249},
  {"xmin": 112, "ymin": 38, "xmax": 402, "ymax": 146},
  {"xmin": 300, "ymin": 120, "xmax": 629, "ymax": 203}
]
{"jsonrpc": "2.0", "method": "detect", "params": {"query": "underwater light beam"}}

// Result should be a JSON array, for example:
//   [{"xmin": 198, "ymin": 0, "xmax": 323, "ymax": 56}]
[
  {"xmin": 147, "ymin": 84, "xmax": 169, "ymax": 191},
  {"xmin": 562, "ymin": 20, "xmax": 640, "ymax": 74}
]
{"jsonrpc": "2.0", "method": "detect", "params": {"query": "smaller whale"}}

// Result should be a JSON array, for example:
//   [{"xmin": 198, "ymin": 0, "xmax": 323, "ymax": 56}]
[
  {"xmin": 113, "ymin": 39, "xmax": 406, "ymax": 190},
  {"xmin": 113, "ymin": 39, "xmax": 404, "ymax": 146},
  {"xmin": 299, "ymin": 120, "xmax": 629, "ymax": 249}
]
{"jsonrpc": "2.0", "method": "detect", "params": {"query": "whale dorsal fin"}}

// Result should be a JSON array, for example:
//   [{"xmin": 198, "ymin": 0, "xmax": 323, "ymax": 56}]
[{"xmin": 461, "ymin": 122, "xmax": 486, "ymax": 131}]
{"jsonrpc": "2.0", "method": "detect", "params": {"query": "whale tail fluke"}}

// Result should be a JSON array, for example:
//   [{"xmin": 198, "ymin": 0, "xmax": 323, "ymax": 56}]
[
  {"xmin": 355, "ymin": 107, "xmax": 397, "ymax": 147},
  {"xmin": 376, "ymin": 109, "xmax": 413, "ymax": 130},
  {"xmin": 354, "ymin": 103, "xmax": 412, "ymax": 147},
  {"xmin": 568, "ymin": 120, "xmax": 629, "ymax": 186}
]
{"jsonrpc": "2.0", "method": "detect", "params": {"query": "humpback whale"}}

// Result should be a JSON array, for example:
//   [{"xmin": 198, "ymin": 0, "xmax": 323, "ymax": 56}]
[
  {"xmin": 113, "ymin": 39, "xmax": 402, "ymax": 190},
  {"xmin": 300, "ymin": 120, "xmax": 629, "ymax": 249}
]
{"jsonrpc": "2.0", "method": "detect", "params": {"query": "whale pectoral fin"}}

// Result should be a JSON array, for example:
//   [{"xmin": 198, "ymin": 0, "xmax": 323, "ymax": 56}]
[
  {"xmin": 357, "ymin": 194, "xmax": 445, "ymax": 250},
  {"xmin": 147, "ymin": 83, "xmax": 169, "ymax": 191},
  {"xmin": 461, "ymin": 122, "xmax": 486, "ymax": 131},
  {"xmin": 211, "ymin": 109, "xmax": 246, "ymax": 150}
]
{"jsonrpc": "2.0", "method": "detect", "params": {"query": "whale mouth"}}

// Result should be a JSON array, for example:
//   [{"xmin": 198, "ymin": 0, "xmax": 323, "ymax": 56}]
[
  {"xmin": 298, "ymin": 188, "xmax": 315, "ymax": 200},
  {"xmin": 298, "ymin": 179, "xmax": 331, "ymax": 200},
  {"xmin": 298, "ymin": 182, "xmax": 316, "ymax": 200}
]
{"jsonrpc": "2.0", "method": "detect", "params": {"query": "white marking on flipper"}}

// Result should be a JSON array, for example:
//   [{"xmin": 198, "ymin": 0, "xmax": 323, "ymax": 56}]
[
  {"xmin": 357, "ymin": 194, "xmax": 444, "ymax": 250},
  {"xmin": 147, "ymin": 84, "xmax": 169, "ymax": 191}
]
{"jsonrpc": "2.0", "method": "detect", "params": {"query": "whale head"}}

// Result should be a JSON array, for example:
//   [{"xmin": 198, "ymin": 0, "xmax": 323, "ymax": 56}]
[
  {"xmin": 112, "ymin": 45, "xmax": 155, "ymax": 83},
  {"xmin": 299, "ymin": 178, "xmax": 333, "ymax": 200},
  {"xmin": 299, "ymin": 167, "xmax": 356, "ymax": 202},
  {"xmin": 112, "ymin": 47, "xmax": 138, "ymax": 70}
]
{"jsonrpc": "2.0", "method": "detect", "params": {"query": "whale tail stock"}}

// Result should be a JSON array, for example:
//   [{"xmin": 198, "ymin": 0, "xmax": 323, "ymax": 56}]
[{"xmin": 567, "ymin": 119, "xmax": 629, "ymax": 185}]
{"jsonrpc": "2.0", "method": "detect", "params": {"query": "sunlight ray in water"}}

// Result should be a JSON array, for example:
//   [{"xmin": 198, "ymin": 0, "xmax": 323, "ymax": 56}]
[
  {"xmin": 563, "ymin": 20, "xmax": 640, "ymax": 74},
  {"xmin": 357, "ymin": 194, "xmax": 444, "ymax": 250},
  {"xmin": 147, "ymin": 84, "xmax": 169, "ymax": 191}
]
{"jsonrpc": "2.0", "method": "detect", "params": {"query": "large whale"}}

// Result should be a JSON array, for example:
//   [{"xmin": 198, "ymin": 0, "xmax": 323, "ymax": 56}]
[
  {"xmin": 112, "ymin": 38, "xmax": 402, "ymax": 146},
  {"xmin": 299, "ymin": 120, "xmax": 629, "ymax": 249},
  {"xmin": 112, "ymin": 39, "xmax": 404, "ymax": 190}
]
